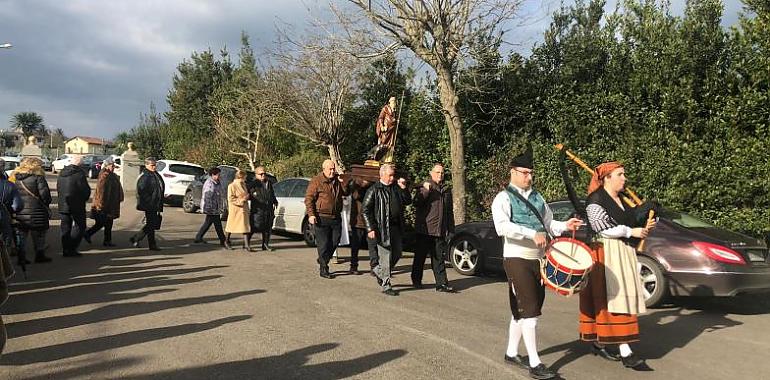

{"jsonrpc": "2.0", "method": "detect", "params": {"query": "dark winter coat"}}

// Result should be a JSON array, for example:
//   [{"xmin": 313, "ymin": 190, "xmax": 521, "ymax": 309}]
[
  {"xmin": 349, "ymin": 179, "xmax": 372, "ymax": 230},
  {"xmin": 92, "ymin": 170, "xmax": 124, "ymax": 219},
  {"xmin": 413, "ymin": 179, "xmax": 455, "ymax": 238},
  {"xmin": 136, "ymin": 171, "xmax": 164, "ymax": 212},
  {"xmin": 249, "ymin": 180, "xmax": 278, "ymax": 232},
  {"xmin": 56, "ymin": 165, "xmax": 90, "ymax": 215},
  {"xmin": 362, "ymin": 181, "xmax": 412, "ymax": 248},
  {"xmin": 13, "ymin": 171, "xmax": 52, "ymax": 230}
]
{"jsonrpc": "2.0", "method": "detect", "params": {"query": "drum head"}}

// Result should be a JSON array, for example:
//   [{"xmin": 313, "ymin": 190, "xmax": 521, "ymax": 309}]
[{"xmin": 547, "ymin": 238, "xmax": 593, "ymax": 271}]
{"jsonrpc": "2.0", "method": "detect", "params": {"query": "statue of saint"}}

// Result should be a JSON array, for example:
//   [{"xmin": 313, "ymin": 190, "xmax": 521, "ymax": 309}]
[
  {"xmin": 367, "ymin": 96, "xmax": 398, "ymax": 164},
  {"xmin": 26, "ymin": 135, "xmax": 37, "ymax": 146}
]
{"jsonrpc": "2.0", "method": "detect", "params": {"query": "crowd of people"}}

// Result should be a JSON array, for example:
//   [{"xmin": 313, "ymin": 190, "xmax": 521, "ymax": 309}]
[{"xmin": 0, "ymin": 148, "xmax": 657, "ymax": 379}]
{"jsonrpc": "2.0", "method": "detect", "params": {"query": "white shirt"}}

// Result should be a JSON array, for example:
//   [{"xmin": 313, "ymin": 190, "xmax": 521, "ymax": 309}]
[{"xmin": 491, "ymin": 183, "xmax": 567, "ymax": 260}]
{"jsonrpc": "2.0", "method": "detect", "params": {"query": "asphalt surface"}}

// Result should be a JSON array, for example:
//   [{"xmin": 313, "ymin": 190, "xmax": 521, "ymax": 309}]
[{"xmin": 0, "ymin": 174, "xmax": 769, "ymax": 379}]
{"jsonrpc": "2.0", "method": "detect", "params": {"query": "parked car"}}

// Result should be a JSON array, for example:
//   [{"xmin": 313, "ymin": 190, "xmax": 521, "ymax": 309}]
[
  {"xmin": 447, "ymin": 200, "xmax": 770, "ymax": 307},
  {"xmin": 51, "ymin": 154, "xmax": 76, "ymax": 173},
  {"xmin": 1, "ymin": 156, "xmax": 21, "ymax": 178},
  {"xmin": 155, "ymin": 160, "xmax": 205, "ymax": 205},
  {"xmin": 183, "ymin": 165, "xmax": 267, "ymax": 219},
  {"xmin": 41, "ymin": 156, "xmax": 52, "ymax": 171},
  {"xmin": 272, "ymin": 178, "xmax": 314, "ymax": 246},
  {"xmin": 83, "ymin": 154, "xmax": 110, "ymax": 179}
]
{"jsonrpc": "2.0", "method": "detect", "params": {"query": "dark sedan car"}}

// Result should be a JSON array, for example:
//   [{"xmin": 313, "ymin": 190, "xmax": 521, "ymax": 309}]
[
  {"xmin": 83, "ymin": 154, "xmax": 110, "ymax": 179},
  {"xmin": 448, "ymin": 200, "xmax": 770, "ymax": 307},
  {"xmin": 183, "ymin": 165, "xmax": 274, "ymax": 219}
]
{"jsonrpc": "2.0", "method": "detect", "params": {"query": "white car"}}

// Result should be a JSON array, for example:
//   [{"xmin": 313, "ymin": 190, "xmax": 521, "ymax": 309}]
[
  {"xmin": 155, "ymin": 160, "xmax": 204, "ymax": 205},
  {"xmin": 273, "ymin": 178, "xmax": 313, "ymax": 245},
  {"xmin": 51, "ymin": 154, "xmax": 80, "ymax": 173},
  {"xmin": 1, "ymin": 156, "xmax": 20, "ymax": 178}
]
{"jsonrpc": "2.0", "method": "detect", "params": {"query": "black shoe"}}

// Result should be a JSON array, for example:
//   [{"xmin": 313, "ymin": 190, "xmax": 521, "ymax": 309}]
[
  {"xmin": 83, "ymin": 234, "xmax": 92, "ymax": 244},
  {"xmin": 103, "ymin": 242, "xmax": 117, "ymax": 247},
  {"xmin": 435, "ymin": 285, "xmax": 456, "ymax": 293},
  {"xmin": 63, "ymin": 251, "xmax": 83, "ymax": 257},
  {"xmin": 591, "ymin": 344, "xmax": 621, "ymax": 361},
  {"xmin": 223, "ymin": 240, "xmax": 232, "ymax": 250},
  {"xmin": 320, "ymin": 267, "xmax": 333, "ymax": 279},
  {"xmin": 382, "ymin": 288, "xmax": 398, "ymax": 296},
  {"xmin": 621, "ymin": 353, "xmax": 645, "ymax": 369},
  {"xmin": 34, "ymin": 255, "xmax": 52, "ymax": 263},
  {"xmin": 148, "ymin": 246, "xmax": 161, "ymax": 252},
  {"xmin": 529, "ymin": 363, "xmax": 556, "ymax": 380},
  {"xmin": 504, "ymin": 354, "xmax": 529, "ymax": 370},
  {"xmin": 350, "ymin": 266, "xmax": 362, "ymax": 275},
  {"xmin": 129, "ymin": 236, "xmax": 140, "ymax": 248}
]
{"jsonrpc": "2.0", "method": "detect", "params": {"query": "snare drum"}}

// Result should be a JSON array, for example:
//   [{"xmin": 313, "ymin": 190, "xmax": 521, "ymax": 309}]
[{"xmin": 541, "ymin": 237, "xmax": 594, "ymax": 296}]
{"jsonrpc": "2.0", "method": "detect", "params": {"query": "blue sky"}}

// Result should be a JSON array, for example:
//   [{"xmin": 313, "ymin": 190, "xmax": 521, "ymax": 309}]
[{"xmin": 0, "ymin": 0, "xmax": 745, "ymax": 140}]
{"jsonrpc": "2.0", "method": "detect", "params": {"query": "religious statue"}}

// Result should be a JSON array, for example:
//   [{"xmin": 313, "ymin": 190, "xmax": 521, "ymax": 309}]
[
  {"xmin": 366, "ymin": 96, "xmax": 399, "ymax": 164},
  {"xmin": 20, "ymin": 135, "xmax": 42, "ymax": 158}
]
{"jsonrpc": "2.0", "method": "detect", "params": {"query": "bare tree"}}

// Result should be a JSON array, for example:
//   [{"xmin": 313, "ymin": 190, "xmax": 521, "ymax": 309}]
[
  {"xmin": 211, "ymin": 72, "xmax": 286, "ymax": 172},
  {"xmin": 269, "ymin": 25, "xmax": 363, "ymax": 172},
  {"xmin": 343, "ymin": 0, "xmax": 522, "ymax": 223}
]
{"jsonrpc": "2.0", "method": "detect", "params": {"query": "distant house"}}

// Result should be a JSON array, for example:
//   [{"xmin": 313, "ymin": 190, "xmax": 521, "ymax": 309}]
[{"xmin": 65, "ymin": 136, "xmax": 109, "ymax": 154}]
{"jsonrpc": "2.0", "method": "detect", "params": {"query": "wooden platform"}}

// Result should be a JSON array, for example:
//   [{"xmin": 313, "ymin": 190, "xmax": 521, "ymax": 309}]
[{"xmin": 349, "ymin": 164, "xmax": 380, "ymax": 182}]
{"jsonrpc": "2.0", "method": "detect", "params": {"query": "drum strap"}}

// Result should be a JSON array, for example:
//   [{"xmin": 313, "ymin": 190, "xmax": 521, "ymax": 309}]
[{"xmin": 506, "ymin": 187, "xmax": 553, "ymax": 239}]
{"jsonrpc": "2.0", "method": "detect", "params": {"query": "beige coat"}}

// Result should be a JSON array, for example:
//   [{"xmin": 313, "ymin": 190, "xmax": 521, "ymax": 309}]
[{"xmin": 225, "ymin": 179, "xmax": 250, "ymax": 234}]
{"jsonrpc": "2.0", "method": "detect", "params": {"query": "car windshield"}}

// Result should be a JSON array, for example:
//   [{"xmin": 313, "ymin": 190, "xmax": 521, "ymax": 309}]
[
  {"xmin": 169, "ymin": 164, "xmax": 204, "ymax": 177},
  {"xmin": 659, "ymin": 209, "xmax": 715, "ymax": 228}
]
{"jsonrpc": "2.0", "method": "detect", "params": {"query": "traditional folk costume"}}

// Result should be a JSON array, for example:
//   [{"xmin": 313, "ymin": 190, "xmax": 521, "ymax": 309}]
[
  {"xmin": 580, "ymin": 162, "xmax": 648, "ymax": 368},
  {"xmin": 491, "ymin": 148, "xmax": 567, "ymax": 379}
]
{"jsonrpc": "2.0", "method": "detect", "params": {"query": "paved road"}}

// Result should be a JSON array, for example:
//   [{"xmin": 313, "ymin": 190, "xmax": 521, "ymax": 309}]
[{"xmin": 0, "ymin": 174, "xmax": 769, "ymax": 379}]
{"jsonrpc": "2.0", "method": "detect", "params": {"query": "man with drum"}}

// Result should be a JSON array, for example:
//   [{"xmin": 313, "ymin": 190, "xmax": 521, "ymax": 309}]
[{"xmin": 491, "ymin": 146, "xmax": 582, "ymax": 380}]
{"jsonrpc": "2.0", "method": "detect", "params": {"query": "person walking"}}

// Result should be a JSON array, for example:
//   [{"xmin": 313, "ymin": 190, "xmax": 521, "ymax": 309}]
[
  {"xmin": 349, "ymin": 178, "xmax": 376, "ymax": 275},
  {"xmin": 194, "ymin": 167, "xmax": 226, "ymax": 246},
  {"xmin": 224, "ymin": 169, "xmax": 251, "ymax": 251},
  {"xmin": 130, "ymin": 158, "xmax": 164, "ymax": 251},
  {"xmin": 362, "ymin": 164, "xmax": 412, "ymax": 296},
  {"xmin": 84, "ymin": 157, "xmax": 124, "ymax": 247},
  {"xmin": 412, "ymin": 163, "xmax": 455, "ymax": 292},
  {"xmin": 248, "ymin": 166, "xmax": 277, "ymax": 251},
  {"xmin": 304, "ymin": 159, "xmax": 349, "ymax": 279},
  {"xmin": 56, "ymin": 155, "xmax": 91, "ymax": 257},
  {"xmin": 11, "ymin": 157, "xmax": 53, "ymax": 263}
]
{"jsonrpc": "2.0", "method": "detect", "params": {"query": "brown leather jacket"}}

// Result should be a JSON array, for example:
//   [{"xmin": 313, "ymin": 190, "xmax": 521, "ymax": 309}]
[
  {"xmin": 304, "ymin": 172, "xmax": 350, "ymax": 219},
  {"xmin": 413, "ymin": 179, "xmax": 454, "ymax": 237}
]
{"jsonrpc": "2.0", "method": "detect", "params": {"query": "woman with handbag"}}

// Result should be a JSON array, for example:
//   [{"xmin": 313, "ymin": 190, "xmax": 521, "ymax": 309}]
[
  {"xmin": 11, "ymin": 157, "xmax": 52, "ymax": 264},
  {"xmin": 84, "ymin": 157, "xmax": 124, "ymax": 247},
  {"xmin": 224, "ymin": 169, "xmax": 251, "ymax": 251}
]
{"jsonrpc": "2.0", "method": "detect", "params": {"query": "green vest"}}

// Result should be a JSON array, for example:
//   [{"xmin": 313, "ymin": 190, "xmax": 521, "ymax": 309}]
[{"xmin": 504, "ymin": 185, "xmax": 546, "ymax": 232}]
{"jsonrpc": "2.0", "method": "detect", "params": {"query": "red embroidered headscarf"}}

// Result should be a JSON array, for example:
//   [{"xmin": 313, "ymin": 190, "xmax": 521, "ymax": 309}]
[{"xmin": 587, "ymin": 161, "xmax": 623, "ymax": 195}]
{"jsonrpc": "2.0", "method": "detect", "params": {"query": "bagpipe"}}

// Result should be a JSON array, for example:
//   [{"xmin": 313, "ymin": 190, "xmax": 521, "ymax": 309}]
[{"xmin": 539, "ymin": 144, "xmax": 657, "ymax": 297}]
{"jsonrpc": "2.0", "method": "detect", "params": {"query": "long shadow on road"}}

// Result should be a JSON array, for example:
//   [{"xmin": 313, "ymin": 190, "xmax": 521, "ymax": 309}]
[
  {"xmin": 1, "ymin": 315, "xmax": 252, "ymax": 365},
  {"xmin": 6, "ymin": 289, "xmax": 265, "ymax": 338}
]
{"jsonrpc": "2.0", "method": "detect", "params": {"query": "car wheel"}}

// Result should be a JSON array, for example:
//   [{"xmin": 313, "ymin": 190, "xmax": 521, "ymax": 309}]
[
  {"xmin": 449, "ymin": 235, "xmax": 481, "ymax": 276},
  {"xmin": 182, "ymin": 191, "xmax": 197, "ymax": 213},
  {"xmin": 302, "ymin": 218, "xmax": 316, "ymax": 247},
  {"xmin": 638, "ymin": 256, "xmax": 669, "ymax": 308}
]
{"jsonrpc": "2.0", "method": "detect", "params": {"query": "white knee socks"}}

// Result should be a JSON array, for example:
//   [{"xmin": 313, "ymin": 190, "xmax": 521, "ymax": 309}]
[
  {"xmin": 520, "ymin": 317, "xmax": 541, "ymax": 367},
  {"xmin": 506, "ymin": 317, "xmax": 522, "ymax": 357},
  {"xmin": 619, "ymin": 343, "xmax": 633, "ymax": 357}
]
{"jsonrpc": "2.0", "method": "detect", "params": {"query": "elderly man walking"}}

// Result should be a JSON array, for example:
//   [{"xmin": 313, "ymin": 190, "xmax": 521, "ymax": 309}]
[
  {"xmin": 412, "ymin": 163, "xmax": 455, "ymax": 292},
  {"xmin": 129, "ymin": 157, "xmax": 164, "ymax": 251},
  {"xmin": 57, "ymin": 155, "xmax": 91, "ymax": 257},
  {"xmin": 304, "ymin": 159, "xmax": 349, "ymax": 279},
  {"xmin": 363, "ymin": 164, "xmax": 411, "ymax": 296}
]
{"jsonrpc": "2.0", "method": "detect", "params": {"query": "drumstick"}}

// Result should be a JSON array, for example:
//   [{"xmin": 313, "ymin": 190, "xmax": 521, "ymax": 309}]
[{"xmin": 548, "ymin": 245, "xmax": 581, "ymax": 265}]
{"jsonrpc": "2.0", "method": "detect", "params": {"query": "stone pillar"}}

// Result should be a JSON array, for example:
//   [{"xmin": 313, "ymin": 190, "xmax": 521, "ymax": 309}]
[
  {"xmin": 120, "ymin": 142, "xmax": 141, "ymax": 194},
  {"xmin": 20, "ymin": 136, "xmax": 43, "ymax": 158}
]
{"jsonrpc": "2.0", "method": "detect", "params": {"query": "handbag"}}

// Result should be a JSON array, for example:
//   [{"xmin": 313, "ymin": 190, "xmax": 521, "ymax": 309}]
[{"xmin": 17, "ymin": 179, "xmax": 53, "ymax": 219}]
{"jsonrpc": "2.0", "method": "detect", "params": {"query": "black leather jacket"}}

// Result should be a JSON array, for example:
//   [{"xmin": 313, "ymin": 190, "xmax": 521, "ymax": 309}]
[{"xmin": 362, "ymin": 181, "xmax": 412, "ymax": 248}]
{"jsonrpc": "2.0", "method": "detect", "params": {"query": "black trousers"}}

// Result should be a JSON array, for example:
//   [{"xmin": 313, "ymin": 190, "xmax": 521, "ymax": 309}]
[
  {"xmin": 60, "ymin": 212, "xmax": 86, "ymax": 254},
  {"xmin": 132, "ymin": 211, "xmax": 160, "ymax": 248},
  {"xmin": 86, "ymin": 212, "xmax": 114, "ymax": 243},
  {"xmin": 195, "ymin": 214, "xmax": 225, "ymax": 243},
  {"xmin": 350, "ymin": 227, "xmax": 378, "ymax": 268},
  {"xmin": 314, "ymin": 217, "xmax": 341, "ymax": 268},
  {"xmin": 412, "ymin": 234, "xmax": 449, "ymax": 287}
]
